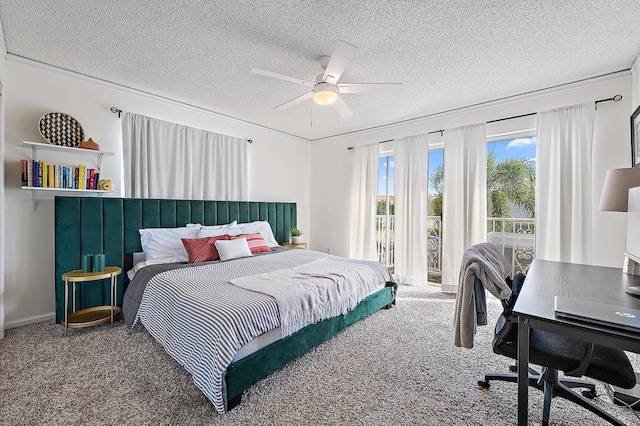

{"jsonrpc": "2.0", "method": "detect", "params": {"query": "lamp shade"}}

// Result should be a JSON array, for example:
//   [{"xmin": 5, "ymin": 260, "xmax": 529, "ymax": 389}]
[
  {"xmin": 313, "ymin": 90, "xmax": 338, "ymax": 105},
  {"xmin": 313, "ymin": 82, "xmax": 338, "ymax": 105},
  {"xmin": 599, "ymin": 168, "xmax": 640, "ymax": 211}
]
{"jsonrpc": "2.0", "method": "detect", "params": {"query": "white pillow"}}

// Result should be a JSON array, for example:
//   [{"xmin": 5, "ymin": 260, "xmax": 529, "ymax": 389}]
[
  {"xmin": 215, "ymin": 238, "xmax": 253, "ymax": 261},
  {"xmin": 127, "ymin": 260, "xmax": 151, "ymax": 281},
  {"xmin": 202, "ymin": 220, "xmax": 237, "ymax": 229},
  {"xmin": 139, "ymin": 227, "xmax": 199, "ymax": 263},
  {"xmin": 229, "ymin": 221, "xmax": 279, "ymax": 247},
  {"xmin": 196, "ymin": 221, "xmax": 239, "ymax": 238},
  {"xmin": 187, "ymin": 220, "xmax": 237, "ymax": 229},
  {"xmin": 127, "ymin": 257, "xmax": 175, "ymax": 280}
]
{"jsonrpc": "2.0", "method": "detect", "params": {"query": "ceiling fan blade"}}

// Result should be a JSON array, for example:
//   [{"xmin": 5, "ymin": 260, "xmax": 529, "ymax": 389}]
[
  {"xmin": 251, "ymin": 68, "xmax": 316, "ymax": 88},
  {"xmin": 275, "ymin": 92, "xmax": 314, "ymax": 110},
  {"xmin": 322, "ymin": 40, "xmax": 357, "ymax": 85},
  {"xmin": 331, "ymin": 95, "xmax": 354, "ymax": 119},
  {"xmin": 337, "ymin": 83, "xmax": 403, "ymax": 94}
]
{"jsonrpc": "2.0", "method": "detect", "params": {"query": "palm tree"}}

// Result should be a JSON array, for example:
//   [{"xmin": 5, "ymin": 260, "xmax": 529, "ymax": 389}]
[
  {"xmin": 429, "ymin": 152, "xmax": 535, "ymax": 218},
  {"xmin": 487, "ymin": 154, "xmax": 535, "ymax": 218}
]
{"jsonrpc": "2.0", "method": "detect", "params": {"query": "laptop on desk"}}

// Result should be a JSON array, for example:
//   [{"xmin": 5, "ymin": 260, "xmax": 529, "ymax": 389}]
[{"xmin": 554, "ymin": 296, "xmax": 640, "ymax": 333}]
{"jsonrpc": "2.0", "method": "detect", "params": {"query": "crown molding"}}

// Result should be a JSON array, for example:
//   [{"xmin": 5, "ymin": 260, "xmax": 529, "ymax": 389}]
[
  {"xmin": 6, "ymin": 54, "xmax": 310, "ymax": 143},
  {"xmin": 310, "ymin": 69, "xmax": 631, "ymax": 144}
]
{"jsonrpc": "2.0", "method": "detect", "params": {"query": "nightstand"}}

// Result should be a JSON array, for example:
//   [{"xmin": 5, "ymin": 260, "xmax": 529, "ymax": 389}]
[
  {"xmin": 61, "ymin": 266, "xmax": 122, "ymax": 336},
  {"xmin": 283, "ymin": 242, "xmax": 307, "ymax": 249}
]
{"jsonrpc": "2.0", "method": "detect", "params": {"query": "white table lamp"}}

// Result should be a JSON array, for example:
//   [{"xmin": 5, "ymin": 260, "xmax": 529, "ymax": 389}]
[{"xmin": 599, "ymin": 167, "xmax": 640, "ymax": 279}]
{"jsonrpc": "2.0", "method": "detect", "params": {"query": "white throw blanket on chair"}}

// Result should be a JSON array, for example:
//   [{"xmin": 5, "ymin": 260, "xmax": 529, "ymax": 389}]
[{"xmin": 453, "ymin": 243, "xmax": 512, "ymax": 349}]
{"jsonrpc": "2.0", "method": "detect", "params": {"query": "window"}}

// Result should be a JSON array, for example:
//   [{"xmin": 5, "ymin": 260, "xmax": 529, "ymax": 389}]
[
  {"xmin": 486, "ymin": 136, "xmax": 536, "ymax": 275},
  {"xmin": 374, "ymin": 120, "xmax": 537, "ymax": 285},
  {"xmin": 377, "ymin": 155, "xmax": 395, "ymax": 269},
  {"xmin": 376, "ymin": 148, "xmax": 444, "ymax": 281},
  {"xmin": 428, "ymin": 149, "xmax": 443, "ymax": 282}
]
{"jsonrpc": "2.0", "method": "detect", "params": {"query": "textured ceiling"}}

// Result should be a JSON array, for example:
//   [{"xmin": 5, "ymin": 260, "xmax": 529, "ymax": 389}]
[{"xmin": 1, "ymin": 1, "xmax": 640, "ymax": 141}]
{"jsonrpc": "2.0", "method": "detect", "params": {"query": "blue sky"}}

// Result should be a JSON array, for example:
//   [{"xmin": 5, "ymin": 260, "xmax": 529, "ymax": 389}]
[{"xmin": 378, "ymin": 137, "xmax": 537, "ymax": 196}]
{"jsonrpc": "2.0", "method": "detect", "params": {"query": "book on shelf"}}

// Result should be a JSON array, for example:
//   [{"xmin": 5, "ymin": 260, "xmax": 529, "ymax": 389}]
[
  {"xmin": 21, "ymin": 160, "xmax": 106, "ymax": 190},
  {"xmin": 48, "ymin": 164, "xmax": 55, "ymax": 188},
  {"xmin": 20, "ymin": 160, "xmax": 28, "ymax": 186},
  {"xmin": 27, "ymin": 161, "xmax": 33, "ymax": 187}
]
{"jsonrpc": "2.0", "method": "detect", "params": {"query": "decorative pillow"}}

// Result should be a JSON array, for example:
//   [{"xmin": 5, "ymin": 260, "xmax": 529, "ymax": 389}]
[
  {"xmin": 139, "ymin": 227, "xmax": 200, "ymax": 263},
  {"xmin": 231, "ymin": 233, "xmax": 272, "ymax": 254},
  {"xmin": 228, "ymin": 221, "xmax": 279, "ymax": 247},
  {"xmin": 215, "ymin": 238, "xmax": 253, "ymax": 261},
  {"xmin": 182, "ymin": 235, "xmax": 230, "ymax": 263}
]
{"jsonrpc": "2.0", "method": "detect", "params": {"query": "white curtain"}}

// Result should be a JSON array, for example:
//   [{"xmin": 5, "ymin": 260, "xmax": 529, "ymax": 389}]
[
  {"xmin": 536, "ymin": 103, "xmax": 595, "ymax": 264},
  {"xmin": 122, "ymin": 112, "xmax": 248, "ymax": 200},
  {"xmin": 442, "ymin": 123, "xmax": 487, "ymax": 292},
  {"xmin": 0, "ymin": 83, "xmax": 4, "ymax": 338},
  {"xmin": 394, "ymin": 135, "xmax": 429, "ymax": 285},
  {"xmin": 349, "ymin": 143, "xmax": 379, "ymax": 261}
]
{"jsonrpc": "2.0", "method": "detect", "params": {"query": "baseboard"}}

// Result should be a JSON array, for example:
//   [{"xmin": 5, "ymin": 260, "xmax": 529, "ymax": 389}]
[
  {"xmin": 440, "ymin": 284, "xmax": 457, "ymax": 293},
  {"xmin": 5, "ymin": 312, "xmax": 55, "ymax": 329}
]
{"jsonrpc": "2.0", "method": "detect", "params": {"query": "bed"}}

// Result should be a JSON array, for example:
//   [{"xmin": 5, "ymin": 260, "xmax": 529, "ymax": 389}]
[{"xmin": 54, "ymin": 197, "xmax": 396, "ymax": 413}]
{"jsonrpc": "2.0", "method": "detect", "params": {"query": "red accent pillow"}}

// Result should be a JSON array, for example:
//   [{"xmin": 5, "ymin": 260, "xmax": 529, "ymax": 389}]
[
  {"xmin": 181, "ymin": 235, "xmax": 229, "ymax": 263},
  {"xmin": 230, "ymin": 233, "xmax": 272, "ymax": 254}
]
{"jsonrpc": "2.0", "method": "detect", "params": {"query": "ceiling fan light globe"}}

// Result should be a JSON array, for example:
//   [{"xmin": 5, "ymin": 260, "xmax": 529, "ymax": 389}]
[{"xmin": 313, "ymin": 90, "xmax": 338, "ymax": 105}]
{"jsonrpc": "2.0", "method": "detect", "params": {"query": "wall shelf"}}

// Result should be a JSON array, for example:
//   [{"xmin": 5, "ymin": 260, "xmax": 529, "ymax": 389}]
[
  {"xmin": 22, "ymin": 141, "xmax": 114, "ymax": 209},
  {"xmin": 21, "ymin": 186, "xmax": 111, "ymax": 193},
  {"xmin": 23, "ymin": 140, "xmax": 114, "ymax": 169}
]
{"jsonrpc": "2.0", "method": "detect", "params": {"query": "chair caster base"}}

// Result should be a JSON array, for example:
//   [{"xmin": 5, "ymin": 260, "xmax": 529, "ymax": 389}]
[{"xmin": 478, "ymin": 379, "xmax": 490, "ymax": 389}]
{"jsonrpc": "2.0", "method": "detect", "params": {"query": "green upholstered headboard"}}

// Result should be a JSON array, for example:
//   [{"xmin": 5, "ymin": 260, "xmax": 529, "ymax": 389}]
[{"xmin": 54, "ymin": 197, "xmax": 297, "ymax": 323}]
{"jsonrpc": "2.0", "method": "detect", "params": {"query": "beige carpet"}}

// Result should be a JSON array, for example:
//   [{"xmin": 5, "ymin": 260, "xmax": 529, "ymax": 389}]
[{"xmin": 1, "ymin": 285, "xmax": 639, "ymax": 425}]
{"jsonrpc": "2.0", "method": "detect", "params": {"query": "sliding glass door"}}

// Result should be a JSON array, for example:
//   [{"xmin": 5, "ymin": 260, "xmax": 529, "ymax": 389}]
[
  {"xmin": 377, "ymin": 156, "xmax": 395, "ymax": 270},
  {"xmin": 486, "ymin": 136, "xmax": 536, "ymax": 275},
  {"xmin": 377, "ymin": 149, "xmax": 443, "ymax": 283}
]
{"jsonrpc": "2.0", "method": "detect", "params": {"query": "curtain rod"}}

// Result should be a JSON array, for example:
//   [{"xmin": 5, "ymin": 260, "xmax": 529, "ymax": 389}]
[
  {"xmin": 110, "ymin": 107, "xmax": 253, "ymax": 143},
  {"xmin": 346, "ymin": 94, "xmax": 622, "ymax": 151},
  {"xmin": 346, "ymin": 130, "xmax": 445, "ymax": 152},
  {"xmin": 486, "ymin": 94, "xmax": 622, "ymax": 124}
]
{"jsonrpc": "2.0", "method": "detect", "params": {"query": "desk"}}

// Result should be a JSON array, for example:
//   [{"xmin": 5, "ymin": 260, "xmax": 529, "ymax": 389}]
[{"xmin": 513, "ymin": 259, "xmax": 640, "ymax": 425}]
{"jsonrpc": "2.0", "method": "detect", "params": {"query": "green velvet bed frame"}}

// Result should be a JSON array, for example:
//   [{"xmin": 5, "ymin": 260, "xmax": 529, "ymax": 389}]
[
  {"xmin": 54, "ymin": 196, "xmax": 395, "ymax": 411},
  {"xmin": 54, "ymin": 197, "xmax": 297, "ymax": 323},
  {"xmin": 225, "ymin": 286, "xmax": 394, "ymax": 408}
]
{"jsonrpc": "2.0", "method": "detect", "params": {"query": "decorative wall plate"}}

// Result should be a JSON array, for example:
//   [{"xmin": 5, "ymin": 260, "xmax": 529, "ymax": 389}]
[{"xmin": 38, "ymin": 112, "xmax": 85, "ymax": 147}]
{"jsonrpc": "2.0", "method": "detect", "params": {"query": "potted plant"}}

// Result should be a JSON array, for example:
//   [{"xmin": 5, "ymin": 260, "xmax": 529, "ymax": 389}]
[{"xmin": 290, "ymin": 228, "xmax": 303, "ymax": 244}]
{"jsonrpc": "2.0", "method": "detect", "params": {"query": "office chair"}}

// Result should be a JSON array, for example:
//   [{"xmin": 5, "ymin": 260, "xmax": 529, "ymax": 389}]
[{"xmin": 478, "ymin": 273, "xmax": 637, "ymax": 426}]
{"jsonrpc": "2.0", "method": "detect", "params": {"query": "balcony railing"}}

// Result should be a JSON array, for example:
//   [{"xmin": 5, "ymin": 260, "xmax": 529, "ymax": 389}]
[
  {"xmin": 487, "ymin": 217, "xmax": 535, "ymax": 275},
  {"xmin": 376, "ymin": 215, "xmax": 534, "ymax": 280}
]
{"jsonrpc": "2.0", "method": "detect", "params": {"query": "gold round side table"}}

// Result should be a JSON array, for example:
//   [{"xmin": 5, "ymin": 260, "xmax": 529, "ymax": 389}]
[
  {"xmin": 61, "ymin": 266, "xmax": 122, "ymax": 336},
  {"xmin": 283, "ymin": 242, "xmax": 307, "ymax": 249}
]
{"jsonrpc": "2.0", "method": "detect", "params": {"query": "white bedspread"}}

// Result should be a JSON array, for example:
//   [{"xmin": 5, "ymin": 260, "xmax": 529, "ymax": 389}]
[{"xmin": 230, "ymin": 258, "xmax": 386, "ymax": 337}]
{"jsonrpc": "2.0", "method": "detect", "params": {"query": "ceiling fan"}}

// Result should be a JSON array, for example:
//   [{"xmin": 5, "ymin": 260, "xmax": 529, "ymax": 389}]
[{"xmin": 251, "ymin": 40, "xmax": 402, "ymax": 119}]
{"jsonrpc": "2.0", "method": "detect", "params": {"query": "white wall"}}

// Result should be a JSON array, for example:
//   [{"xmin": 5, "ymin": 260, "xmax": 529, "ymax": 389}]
[
  {"xmin": 310, "ymin": 74, "xmax": 633, "ymax": 269},
  {"xmin": 3, "ymin": 57, "xmax": 310, "ymax": 327},
  {"xmin": 0, "ymin": 19, "xmax": 7, "ymax": 338},
  {"xmin": 632, "ymin": 55, "xmax": 640, "ymax": 111}
]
